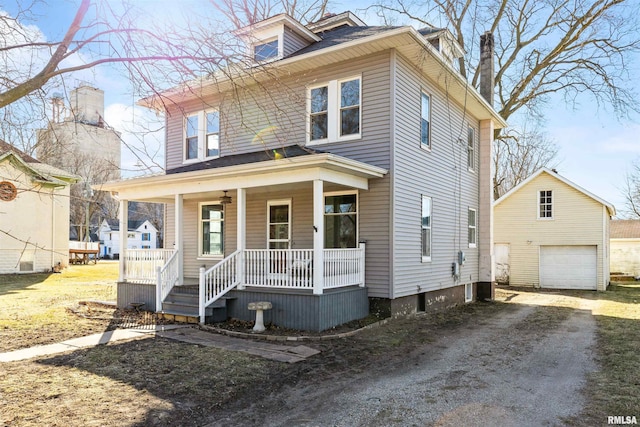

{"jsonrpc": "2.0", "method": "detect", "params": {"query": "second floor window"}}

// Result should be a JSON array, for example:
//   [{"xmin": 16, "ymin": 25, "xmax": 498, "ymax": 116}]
[
  {"xmin": 141, "ymin": 233, "xmax": 151, "ymax": 241},
  {"xmin": 308, "ymin": 76, "xmax": 361, "ymax": 144},
  {"xmin": 184, "ymin": 110, "xmax": 221, "ymax": 162},
  {"xmin": 421, "ymin": 92, "xmax": 430, "ymax": 149}
]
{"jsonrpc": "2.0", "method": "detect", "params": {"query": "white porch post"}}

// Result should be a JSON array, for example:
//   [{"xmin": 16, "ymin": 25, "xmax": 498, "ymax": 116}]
[
  {"xmin": 313, "ymin": 180, "xmax": 324, "ymax": 295},
  {"xmin": 236, "ymin": 188, "xmax": 246, "ymax": 290},
  {"xmin": 118, "ymin": 199, "xmax": 128, "ymax": 282},
  {"xmin": 175, "ymin": 194, "xmax": 184, "ymax": 286}
]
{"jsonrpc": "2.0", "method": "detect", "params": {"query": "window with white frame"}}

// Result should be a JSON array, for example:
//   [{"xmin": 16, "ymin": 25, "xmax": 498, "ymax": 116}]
[
  {"xmin": 421, "ymin": 92, "xmax": 431, "ymax": 150},
  {"xmin": 324, "ymin": 193, "xmax": 357, "ymax": 248},
  {"xmin": 254, "ymin": 39, "xmax": 279, "ymax": 61},
  {"xmin": 184, "ymin": 110, "xmax": 221, "ymax": 162},
  {"xmin": 467, "ymin": 126, "xmax": 475, "ymax": 171},
  {"xmin": 465, "ymin": 283, "xmax": 473, "ymax": 302},
  {"xmin": 308, "ymin": 76, "xmax": 361, "ymax": 144},
  {"xmin": 200, "ymin": 203, "xmax": 224, "ymax": 256},
  {"xmin": 142, "ymin": 233, "xmax": 151, "ymax": 241},
  {"xmin": 538, "ymin": 190, "xmax": 553, "ymax": 219},
  {"xmin": 468, "ymin": 208, "xmax": 477, "ymax": 248},
  {"xmin": 421, "ymin": 196, "xmax": 432, "ymax": 261}
]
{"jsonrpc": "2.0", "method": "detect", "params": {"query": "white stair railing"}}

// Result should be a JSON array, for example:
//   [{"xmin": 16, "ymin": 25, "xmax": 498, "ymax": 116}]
[
  {"xmin": 155, "ymin": 250, "xmax": 179, "ymax": 312},
  {"xmin": 199, "ymin": 249, "xmax": 242, "ymax": 322}
]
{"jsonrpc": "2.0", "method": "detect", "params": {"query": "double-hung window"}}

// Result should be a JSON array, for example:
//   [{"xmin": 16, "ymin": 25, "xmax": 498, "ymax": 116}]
[
  {"xmin": 538, "ymin": 190, "xmax": 553, "ymax": 219},
  {"xmin": 206, "ymin": 111, "xmax": 220, "ymax": 157},
  {"xmin": 421, "ymin": 196, "xmax": 432, "ymax": 261},
  {"xmin": 468, "ymin": 208, "xmax": 477, "ymax": 248},
  {"xmin": 421, "ymin": 92, "xmax": 431, "ymax": 150},
  {"xmin": 467, "ymin": 126, "xmax": 475, "ymax": 171},
  {"xmin": 185, "ymin": 114, "xmax": 199, "ymax": 160},
  {"xmin": 308, "ymin": 76, "xmax": 361, "ymax": 144},
  {"xmin": 200, "ymin": 203, "xmax": 224, "ymax": 256},
  {"xmin": 141, "ymin": 233, "xmax": 151, "ymax": 241},
  {"xmin": 184, "ymin": 110, "xmax": 221, "ymax": 162}
]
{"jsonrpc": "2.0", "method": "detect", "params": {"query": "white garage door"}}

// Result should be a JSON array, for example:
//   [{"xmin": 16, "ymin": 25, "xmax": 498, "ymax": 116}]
[{"xmin": 540, "ymin": 245, "xmax": 597, "ymax": 290}]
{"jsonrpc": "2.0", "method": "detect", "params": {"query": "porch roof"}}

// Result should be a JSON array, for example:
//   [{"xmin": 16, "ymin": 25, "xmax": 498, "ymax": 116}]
[{"xmin": 97, "ymin": 147, "xmax": 387, "ymax": 202}]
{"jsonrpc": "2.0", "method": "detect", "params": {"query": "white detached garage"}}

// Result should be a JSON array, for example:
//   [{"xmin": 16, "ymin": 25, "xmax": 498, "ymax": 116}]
[{"xmin": 494, "ymin": 168, "xmax": 615, "ymax": 291}]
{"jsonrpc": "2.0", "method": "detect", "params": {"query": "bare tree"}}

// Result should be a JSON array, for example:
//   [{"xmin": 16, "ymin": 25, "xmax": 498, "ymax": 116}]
[
  {"xmin": 622, "ymin": 161, "xmax": 640, "ymax": 218},
  {"xmin": 370, "ymin": 0, "xmax": 640, "ymax": 196},
  {"xmin": 493, "ymin": 127, "xmax": 560, "ymax": 198}
]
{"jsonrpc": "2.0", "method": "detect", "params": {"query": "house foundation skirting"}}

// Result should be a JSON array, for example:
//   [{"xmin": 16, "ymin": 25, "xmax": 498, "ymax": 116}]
[
  {"xmin": 117, "ymin": 282, "xmax": 156, "ymax": 310},
  {"xmin": 370, "ymin": 283, "xmax": 476, "ymax": 318},
  {"xmin": 226, "ymin": 286, "xmax": 369, "ymax": 332}
]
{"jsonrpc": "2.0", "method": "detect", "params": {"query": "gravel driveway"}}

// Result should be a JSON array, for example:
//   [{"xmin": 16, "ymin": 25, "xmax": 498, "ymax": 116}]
[{"xmin": 211, "ymin": 289, "xmax": 598, "ymax": 426}]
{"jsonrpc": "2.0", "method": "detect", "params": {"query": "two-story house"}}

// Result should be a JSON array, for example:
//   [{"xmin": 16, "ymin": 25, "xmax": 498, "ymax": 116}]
[
  {"xmin": 101, "ymin": 11, "xmax": 506, "ymax": 331},
  {"xmin": 99, "ymin": 219, "xmax": 159, "ymax": 259}
]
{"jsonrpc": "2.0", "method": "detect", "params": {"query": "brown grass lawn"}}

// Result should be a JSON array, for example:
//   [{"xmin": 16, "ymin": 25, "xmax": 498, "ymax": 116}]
[
  {"xmin": 576, "ymin": 282, "xmax": 640, "ymax": 424},
  {"xmin": 1, "ymin": 264, "xmax": 639, "ymax": 426},
  {"xmin": 0, "ymin": 262, "xmax": 118, "ymax": 352}
]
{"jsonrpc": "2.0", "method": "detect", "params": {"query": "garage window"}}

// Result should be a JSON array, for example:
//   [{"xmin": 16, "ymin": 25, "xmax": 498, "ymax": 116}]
[{"xmin": 538, "ymin": 190, "xmax": 553, "ymax": 219}]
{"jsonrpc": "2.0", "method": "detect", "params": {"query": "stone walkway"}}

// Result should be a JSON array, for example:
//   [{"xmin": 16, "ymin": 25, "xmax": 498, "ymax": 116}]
[{"xmin": 0, "ymin": 325, "xmax": 320, "ymax": 364}]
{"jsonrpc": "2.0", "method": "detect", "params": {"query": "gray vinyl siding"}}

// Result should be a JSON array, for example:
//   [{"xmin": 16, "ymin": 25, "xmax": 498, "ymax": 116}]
[
  {"xmin": 391, "ymin": 53, "xmax": 480, "ymax": 298},
  {"xmin": 282, "ymin": 29, "xmax": 309, "ymax": 56},
  {"xmin": 163, "ymin": 52, "xmax": 393, "ymax": 297}
]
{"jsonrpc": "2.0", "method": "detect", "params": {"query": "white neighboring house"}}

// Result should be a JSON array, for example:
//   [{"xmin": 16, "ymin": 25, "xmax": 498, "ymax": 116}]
[
  {"xmin": 99, "ymin": 219, "xmax": 158, "ymax": 259},
  {"xmin": 610, "ymin": 220, "xmax": 640, "ymax": 277}
]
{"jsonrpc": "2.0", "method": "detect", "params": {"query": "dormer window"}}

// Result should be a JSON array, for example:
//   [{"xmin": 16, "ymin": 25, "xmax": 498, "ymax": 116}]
[{"xmin": 254, "ymin": 38, "xmax": 279, "ymax": 61}]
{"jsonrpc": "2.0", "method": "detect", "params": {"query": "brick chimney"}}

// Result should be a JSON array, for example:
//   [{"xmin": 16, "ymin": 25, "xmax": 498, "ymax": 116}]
[{"xmin": 480, "ymin": 32, "xmax": 494, "ymax": 107}]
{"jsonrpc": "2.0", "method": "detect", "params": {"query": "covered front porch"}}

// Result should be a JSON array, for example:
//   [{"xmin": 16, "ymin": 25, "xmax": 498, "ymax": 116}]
[{"xmin": 103, "ymin": 147, "xmax": 387, "ymax": 330}]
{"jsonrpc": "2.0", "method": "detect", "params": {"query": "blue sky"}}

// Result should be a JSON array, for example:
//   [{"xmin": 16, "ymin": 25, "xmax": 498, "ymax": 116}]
[{"xmin": 3, "ymin": 0, "xmax": 638, "ymax": 215}]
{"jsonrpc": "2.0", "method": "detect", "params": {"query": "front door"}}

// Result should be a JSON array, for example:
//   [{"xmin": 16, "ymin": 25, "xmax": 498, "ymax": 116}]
[{"xmin": 268, "ymin": 200, "xmax": 291, "ymax": 277}]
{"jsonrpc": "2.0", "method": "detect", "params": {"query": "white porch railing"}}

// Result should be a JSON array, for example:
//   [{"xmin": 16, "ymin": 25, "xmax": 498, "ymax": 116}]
[
  {"xmin": 323, "ymin": 247, "xmax": 365, "ymax": 289},
  {"xmin": 125, "ymin": 249, "xmax": 175, "ymax": 284},
  {"xmin": 244, "ymin": 249, "xmax": 315, "ymax": 288},
  {"xmin": 156, "ymin": 250, "xmax": 180, "ymax": 312},
  {"xmin": 199, "ymin": 249, "xmax": 243, "ymax": 320}
]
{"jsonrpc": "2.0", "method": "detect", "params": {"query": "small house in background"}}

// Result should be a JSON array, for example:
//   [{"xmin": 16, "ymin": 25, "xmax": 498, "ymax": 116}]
[
  {"xmin": 99, "ymin": 219, "xmax": 158, "ymax": 259},
  {"xmin": 610, "ymin": 219, "xmax": 640, "ymax": 278},
  {"xmin": 494, "ymin": 168, "xmax": 615, "ymax": 291},
  {"xmin": 0, "ymin": 140, "xmax": 78, "ymax": 273}
]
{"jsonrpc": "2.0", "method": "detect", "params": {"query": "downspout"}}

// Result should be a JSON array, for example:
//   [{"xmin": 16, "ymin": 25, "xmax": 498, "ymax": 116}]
[{"xmin": 51, "ymin": 187, "xmax": 56, "ymax": 270}]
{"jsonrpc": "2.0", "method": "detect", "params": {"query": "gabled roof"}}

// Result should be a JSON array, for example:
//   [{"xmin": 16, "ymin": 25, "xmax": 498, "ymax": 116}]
[
  {"xmin": 307, "ymin": 11, "xmax": 366, "ymax": 33},
  {"xmin": 0, "ymin": 139, "xmax": 39, "ymax": 163},
  {"xmin": 233, "ymin": 13, "xmax": 321, "ymax": 43},
  {"xmin": 102, "ymin": 219, "xmax": 155, "ymax": 232},
  {"xmin": 0, "ymin": 140, "xmax": 79, "ymax": 186},
  {"xmin": 494, "ymin": 167, "xmax": 616, "ymax": 216},
  {"xmin": 139, "ymin": 14, "xmax": 507, "ymax": 128},
  {"xmin": 610, "ymin": 220, "xmax": 640, "ymax": 239}
]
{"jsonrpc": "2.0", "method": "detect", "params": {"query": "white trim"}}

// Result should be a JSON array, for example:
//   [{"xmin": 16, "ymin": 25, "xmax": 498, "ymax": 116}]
[
  {"xmin": 537, "ymin": 189, "xmax": 554, "ymax": 220},
  {"xmin": 468, "ymin": 207, "xmax": 477, "ymax": 248},
  {"xmin": 421, "ymin": 195, "xmax": 432, "ymax": 262},
  {"xmin": 323, "ymin": 190, "xmax": 359, "ymax": 248},
  {"xmin": 464, "ymin": 283, "xmax": 473, "ymax": 302},
  {"xmin": 198, "ymin": 200, "xmax": 225, "ymax": 258},
  {"xmin": 102, "ymin": 153, "xmax": 387, "ymax": 199},
  {"xmin": 307, "ymin": 75, "xmax": 362, "ymax": 145},
  {"xmin": 420, "ymin": 91, "xmax": 431, "ymax": 151},
  {"xmin": 495, "ymin": 167, "xmax": 615, "ymax": 216},
  {"xmin": 183, "ymin": 109, "xmax": 221, "ymax": 163},
  {"xmin": 467, "ymin": 125, "xmax": 475, "ymax": 172},
  {"xmin": 267, "ymin": 199, "xmax": 292, "ymax": 249}
]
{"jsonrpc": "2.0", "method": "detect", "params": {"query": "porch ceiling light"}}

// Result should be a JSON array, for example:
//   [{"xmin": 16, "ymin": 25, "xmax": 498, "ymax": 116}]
[{"xmin": 220, "ymin": 190, "xmax": 232, "ymax": 205}]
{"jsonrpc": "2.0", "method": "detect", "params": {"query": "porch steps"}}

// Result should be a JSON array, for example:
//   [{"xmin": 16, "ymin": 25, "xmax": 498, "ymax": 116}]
[{"xmin": 161, "ymin": 286, "xmax": 232, "ymax": 324}]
